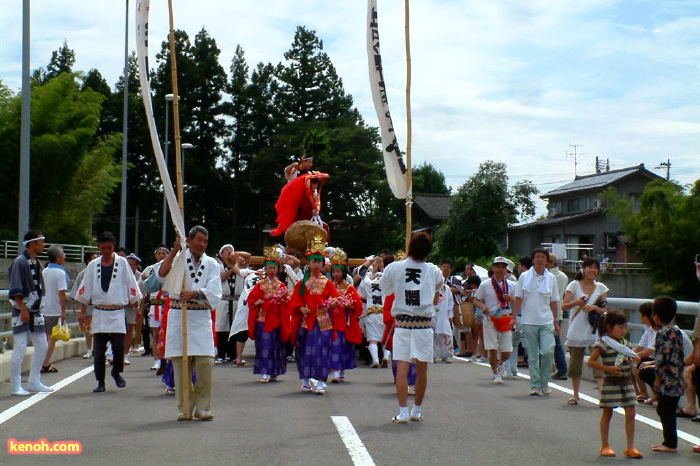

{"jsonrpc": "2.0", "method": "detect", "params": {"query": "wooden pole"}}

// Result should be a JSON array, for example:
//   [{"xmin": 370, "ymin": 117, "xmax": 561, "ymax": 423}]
[
  {"xmin": 167, "ymin": 0, "xmax": 190, "ymax": 416},
  {"xmin": 404, "ymin": 0, "xmax": 413, "ymax": 252}
]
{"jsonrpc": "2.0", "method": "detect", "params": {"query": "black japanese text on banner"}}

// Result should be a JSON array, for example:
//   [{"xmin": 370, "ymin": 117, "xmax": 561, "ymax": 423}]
[{"xmin": 367, "ymin": 0, "xmax": 410, "ymax": 200}]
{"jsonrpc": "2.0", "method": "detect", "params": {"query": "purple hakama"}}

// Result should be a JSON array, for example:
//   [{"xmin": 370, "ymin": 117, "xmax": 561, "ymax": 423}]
[
  {"xmin": 253, "ymin": 322, "xmax": 287, "ymax": 377},
  {"xmin": 330, "ymin": 330, "xmax": 357, "ymax": 371},
  {"xmin": 295, "ymin": 323, "xmax": 332, "ymax": 381}
]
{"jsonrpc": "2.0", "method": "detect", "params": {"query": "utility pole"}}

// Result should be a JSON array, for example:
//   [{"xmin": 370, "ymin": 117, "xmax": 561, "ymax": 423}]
[
  {"xmin": 568, "ymin": 143, "xmax": 585, "ymax": 177},
  {"xmin": 119, "ymin": 0, "xmax": 130, "ymax": 249},
  {"xmin": 18, "ymin": 0, "xmax": 30, "ymax": 244},
  {"xmin": 656, "ymin": 159, "xmax": 671, "ymax": 181}
]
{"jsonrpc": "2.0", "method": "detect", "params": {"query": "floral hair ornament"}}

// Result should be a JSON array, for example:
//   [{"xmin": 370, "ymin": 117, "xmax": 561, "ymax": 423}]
[{"xmin": 263, "ymin": 244, "xmax": 285, "ymax": 267}]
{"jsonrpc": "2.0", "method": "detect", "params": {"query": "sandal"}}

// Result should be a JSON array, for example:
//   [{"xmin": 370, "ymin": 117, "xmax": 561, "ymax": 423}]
[
  {"xmin": 624, "ymin": 448, "xmax": 643, "ymax": 459},
  {"xmin": 392, "ymin": 415, "xmax": 408, "ymax": 424},
  {"xmin": 677, "ymin": 408, "xmax": 697, "ymax": 418},
  {"xmin": 41, "ymin": 365, "xmax": 58, "ymax": 373},
  {"xmin": 693, "ymin": 445, "xmax": 700, "ymax": 453},
  {"xmin": 599, "ymin": 447, "xmax": 616, "ymax": 457},
  {"xmin": 568, "ymin": 398, "xmax": 579, "ymax": 405},
  {"xmin": 234, "ymin": 360, "xmax": 246, "ymax": 367},
  {"xmin": 636, "ymin": 395, "xmax": 648, "ymax": 403}
]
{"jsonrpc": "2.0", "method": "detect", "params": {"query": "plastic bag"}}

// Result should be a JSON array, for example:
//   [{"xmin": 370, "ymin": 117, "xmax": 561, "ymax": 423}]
[{"xmin": 51, "ymin": 322, "xmax": 71, "ymax": 342}]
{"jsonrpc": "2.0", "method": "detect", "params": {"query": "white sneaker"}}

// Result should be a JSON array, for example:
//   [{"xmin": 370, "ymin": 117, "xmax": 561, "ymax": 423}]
[
  {"xmin": 28, "ymin": 382, "xmax": 54, "ymax": 393},
  {"xmin": 498, "ymin": 364, "xmax": 509, "ymax": 379},
  {"xmin": 214, "ymin": 358, "xmax": 224, "ymax": 365},
  {"xmin": 540, "ymin": 387, "xmax": 552, "ymax": 396},
  {"xmin": 476, "ymin": 356, "xmax": 487, "ymax": 363},
  {"xmin": 492, "ymin": 374, "xmax": 503, "ymax": 384},
  {"xmin": 12, "ymin": 387, "xmax": 31, "ymax": 396},
  {"xmin": 470, "ymin": 355, "xmax": 478, "ymax": 362},
  {"xmin": 150, "ymin": 361, "xmax": 161, "ymax": 370},
  {"xmin": 82, "ymin": 350, "xmax": 92, "ymax": 359},
  {"xmin": 123, "ymin": 358, "xmax": 131, "ymax": 366}
]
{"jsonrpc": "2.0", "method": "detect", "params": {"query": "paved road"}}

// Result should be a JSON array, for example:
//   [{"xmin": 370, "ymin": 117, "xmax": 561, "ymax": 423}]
[{"xmin": 2, "ymin": 353, "xmax": 700, "ymax": 465}]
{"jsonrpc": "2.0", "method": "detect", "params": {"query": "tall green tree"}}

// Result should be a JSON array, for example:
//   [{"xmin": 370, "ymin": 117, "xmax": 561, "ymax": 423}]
[
  {"xmin": 412, "ymin": 162, "xmax": 450, "ymax": 195},
  {"xmin": 433, "ymin": 161, "xmax": 538, "ymax": 260},
  {"xmin": 0, "ymin": 74, "xmax": 121, "ymax": 242},
  {"xmin": 605, "ymin": 180, "xmax": 700, "ymax": 300},
  {"xmin": 46, "ymin": 40, "xmax": 76, "ymax": 81}
]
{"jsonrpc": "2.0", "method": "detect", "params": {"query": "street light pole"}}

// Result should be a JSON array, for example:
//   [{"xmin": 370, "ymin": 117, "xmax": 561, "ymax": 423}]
[
  {"xmin": 18, "ymin": 0, "xmax": 31, "ymax": 244},
  {"xmin": 161, "ymin": 93, "xmax": 178, "ymax": 244},
  {"xmin": 181, "ymin": 143, "xmax": 193, "ymax": 187}
]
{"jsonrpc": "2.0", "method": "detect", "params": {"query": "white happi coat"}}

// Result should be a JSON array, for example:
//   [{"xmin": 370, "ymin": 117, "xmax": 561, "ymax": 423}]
[
  {"xmin": 433, "ymin": 284, "xmax": 454, "ymax": 336},
  {"xmin": 159, "ymin": 250, "xmax": 222, "ymax": 358},
  {"xmin": 74, "ymin": 254, "xmax": 142, "ymax": 334},
  {"xmin": 228, "ymin": 269, "xmax": 263, "ymax": 338}
]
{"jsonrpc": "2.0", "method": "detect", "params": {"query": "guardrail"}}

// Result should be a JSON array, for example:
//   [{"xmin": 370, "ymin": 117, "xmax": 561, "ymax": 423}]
[{"xmin": 1, "ymin": 240, "xmax": 97, "ymax": 263}]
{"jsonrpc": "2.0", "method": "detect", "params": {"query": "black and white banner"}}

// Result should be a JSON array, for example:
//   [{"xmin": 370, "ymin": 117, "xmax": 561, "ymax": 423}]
[{"xmin": 367, "ymin": 0, "xmax": 410, "ymax": 199}]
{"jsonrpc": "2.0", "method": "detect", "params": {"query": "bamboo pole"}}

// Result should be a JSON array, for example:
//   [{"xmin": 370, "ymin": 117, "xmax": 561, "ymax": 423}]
[
  {"xmin": 167, "ymin": 0, "xmax": 190, "ymax": 417},
  {"xmin": 404, "ymin": 0, "xmax": 413, "ymax": 252}
]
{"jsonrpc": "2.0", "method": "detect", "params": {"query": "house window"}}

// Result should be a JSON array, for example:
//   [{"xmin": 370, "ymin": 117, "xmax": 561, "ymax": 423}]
[
  {"xmin": 567, "ymin": 198, "xmax": 581, "ymax": 213},
  {"xmin": 631, "ymin": 193, "xmax": 642, "ymax": 213},
  {"xmin": 605, "ymin": 233, "xmax": 617, "ymax": 251}
]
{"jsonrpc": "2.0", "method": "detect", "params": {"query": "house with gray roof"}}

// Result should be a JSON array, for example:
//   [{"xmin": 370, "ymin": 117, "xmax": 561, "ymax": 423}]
[{"xmin": 508, "ymin": 164, "xmax": 664, "ymax": 262}]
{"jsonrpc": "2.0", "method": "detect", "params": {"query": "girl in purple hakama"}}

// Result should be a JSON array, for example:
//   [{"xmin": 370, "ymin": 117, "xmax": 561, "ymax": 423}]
[
  {"xmin": 290, "ymin": 235, "xmax": 339, "ymax": 395},
  {"xmin": 247, "ymin": 246, "xmax": 290, "ymax": 383}
]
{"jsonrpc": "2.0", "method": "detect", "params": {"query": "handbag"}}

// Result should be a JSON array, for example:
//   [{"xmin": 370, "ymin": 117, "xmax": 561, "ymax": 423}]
[
  {"xmin": 491, "ymin": 315, "xmax": 512, "ymax": 332},
  {"xmin": 51, "ymin": 322, "xmax": 71, "ymax": 342},
  {"xmin": 588, "ymin": 296, "xmax": 607, "ymax": 334},
  {"xmin": 460, "ymin": 301, "xmax": 475, "ymax": 328}
]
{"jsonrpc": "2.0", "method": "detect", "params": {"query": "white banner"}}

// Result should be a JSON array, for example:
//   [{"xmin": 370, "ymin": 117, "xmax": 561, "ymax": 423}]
[
  {"xmin": 136, "ymin": 0, "xmax": 187, "ymax": 294},
  {"xmin": 367, "ymin": 0, "xmax": 410, "ymax": 199}
]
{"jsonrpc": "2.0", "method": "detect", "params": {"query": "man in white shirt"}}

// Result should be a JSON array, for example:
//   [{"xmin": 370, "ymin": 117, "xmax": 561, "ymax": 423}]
[
  {"xmin": 513, "ymin": 248, "xmax": 560, "ymax": 396},
  {"xmin": 41, "ymin": 245, "xmax": 69, "ymax": 374}
]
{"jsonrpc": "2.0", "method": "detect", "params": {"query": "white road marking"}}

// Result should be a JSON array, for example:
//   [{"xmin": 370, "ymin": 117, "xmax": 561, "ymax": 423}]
[
  {"xmin": 331, "ymin": 415, "xmax": 376, "ymax": 466},
  {"xmin": 0, "ymin": 366, "xmax": 93, "ymax": 425},
  {"xmin": 454, "ymin": 357, "xmax": 700, "ymax": 445}
]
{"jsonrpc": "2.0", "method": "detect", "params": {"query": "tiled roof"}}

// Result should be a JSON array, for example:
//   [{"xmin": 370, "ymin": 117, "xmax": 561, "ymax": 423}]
[
  {"xmin": 413, "ymin": 194, "xmax": 452, "ymax": 220},
  {"xmin": 542, "ymin": 164, "xmax": 662, "ymax": 198},
  {"xmin": 510, "ymin": 210, "xmax": 603, "ymax": 230}
]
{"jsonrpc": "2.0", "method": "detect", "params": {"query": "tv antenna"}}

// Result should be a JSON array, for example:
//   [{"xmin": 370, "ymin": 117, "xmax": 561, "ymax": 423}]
[{"xmin": 567, "ymin": 143, "xmax": 585, "ymax": 177}]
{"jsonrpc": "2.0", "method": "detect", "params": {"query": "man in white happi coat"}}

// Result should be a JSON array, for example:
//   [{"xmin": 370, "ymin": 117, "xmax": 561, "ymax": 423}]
[
  {"xmin": 379, "ymin": 232, "xmax": 443, "ymax": 423},
  {"xmin": 228, "ymin": 267, "xmax": 264, "ymax": 366},
  {"xmin": 358, "ymin": 256, "xmax": 388, "ymax": 367},
  {"xmin": 77, "ymin": 231, "xmax": 142, "ymax": 393},
  {"xmin": 157, "ymin": 226, "xmax": 222, "ymax": 421}
]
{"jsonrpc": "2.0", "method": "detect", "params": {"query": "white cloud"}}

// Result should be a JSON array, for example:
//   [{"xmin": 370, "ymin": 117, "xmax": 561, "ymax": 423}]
[{"xmin": 1, "ymin": 0, "xmax": 697, "ymax": 218}]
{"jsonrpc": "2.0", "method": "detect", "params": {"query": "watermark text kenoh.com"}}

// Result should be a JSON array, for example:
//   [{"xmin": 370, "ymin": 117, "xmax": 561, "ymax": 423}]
[{"xmin": 7, "ymin": 438, "xmax": 82, "ymax": 454}]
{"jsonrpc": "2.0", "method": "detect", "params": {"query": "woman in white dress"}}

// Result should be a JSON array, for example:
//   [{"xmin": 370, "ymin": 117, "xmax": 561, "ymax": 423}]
[{"xmin": 561, "ymin": 257, "xmax": 609, "ymax": 404}]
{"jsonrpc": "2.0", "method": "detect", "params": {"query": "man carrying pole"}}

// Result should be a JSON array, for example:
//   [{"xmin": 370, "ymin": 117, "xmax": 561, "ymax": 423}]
[{"xmin": 157, "ymin": 226, "xmax": 221, "ymax": 421}]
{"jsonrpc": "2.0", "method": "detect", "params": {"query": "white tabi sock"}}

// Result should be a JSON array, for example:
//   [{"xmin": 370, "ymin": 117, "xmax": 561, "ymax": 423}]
[
  {"xmin": 399, "ymin": 406, "xmax": 409, "ymax": 418},
  {"xmin": 411, "ymin": 405, "xmax": 421, "ymax": 417},
  {"xmin": 369, "ymin": 343, "xmax": 379, "ymax": 364},
  {"xmin": 384, "ymin": 350, "xmax": 391, "ymax": 361}
]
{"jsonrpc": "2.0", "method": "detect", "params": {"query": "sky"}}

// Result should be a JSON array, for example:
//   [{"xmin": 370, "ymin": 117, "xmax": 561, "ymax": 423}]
[{"xmin": 1, "ymin": 0, "xmax": 699, "ymax": 218}]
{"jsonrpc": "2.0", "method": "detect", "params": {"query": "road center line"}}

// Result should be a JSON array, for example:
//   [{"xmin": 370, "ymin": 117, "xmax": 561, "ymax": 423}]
[
  {"xmin": 331, "ymin": 415, "xmax": 376, "ymax": 466},
  {"xmin": 0, "ymin": 365, "xmax": 93, "ymax": 425}
]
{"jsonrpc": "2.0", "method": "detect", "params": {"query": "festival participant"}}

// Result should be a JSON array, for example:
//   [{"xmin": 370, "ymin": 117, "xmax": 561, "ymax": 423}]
[
  {"xmin": 561, "ymin": 257, "xmax": 608, "ymax": 404},
  {"xmin": 157, "ymin": 226, "xmax": 222, "ymax": 421},
  {"xmin": 9, "ymin": 230, "xmax": 52, "ymax": 395},
  {"xmin": 379, "ymin": 232, "xmax": 443, "ymax": 423},
  {"xmin": 215, "ymin": 244, "xmax": 237, "ymax": 363},
  {"xmin": 247, "ymin": 246, "xmax": 290, "ymax": 383},
  {"xmin": 284, "ymin": 155, "xmax": 313, "ymax": 182},
  {"xmin": 472, "ymin": 257, "xmax": 517, "ymax": 384},
  {"xmin": 141, "ymin": 245, "xmax": 169, "ymax": 371},
  {"xmin": 41, "ymin": 245, "xmax": 69, "ymax": 374},
  {"xmin": 270, "ymin": 171, "xmax": 330, "ymax": 237},
  {"xmin": 125, "ymin": 253, "xmax": 143, "ymax": 362},
  {"xmin": 512, "ymin": 248, "xmax": 560, "ymax": 396},
  {"xmin": 433, "ymin": 280, "xmax": 454, "ymax": 364},
  {"xmin": 76, "ymin": 231, "xmax": 142, "ymax": 393},
  {"xmin": 382, "ymin": 294, "xmax": 418, "ymax": 396},
  {"xmin": 328, "ymin": 248, "xmax": 363, "ymax": 383},
  {"xmin": 71, "ymin": 251, "xmax": 98, "ymax": 359},
  {"xmin": 229, "ymin": 266, "xmax": 262, "ymax": 367},
  {"xmin": 290, "ymin": 235, "xmax": 339, "ymax": 395},
  {"xmin": 358, "ymin": 256, "xmax": 389, "ymax": 368},
  {"xmin": 586, "ymin": 311, "xmax": 642, "ymax": 459}
]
